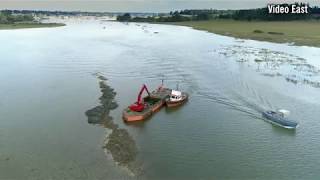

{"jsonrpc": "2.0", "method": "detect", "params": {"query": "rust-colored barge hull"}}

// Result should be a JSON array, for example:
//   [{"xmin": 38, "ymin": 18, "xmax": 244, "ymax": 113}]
[{"xmin": 123, "ymin": 88, "xmax": 171, "ymax": 122}]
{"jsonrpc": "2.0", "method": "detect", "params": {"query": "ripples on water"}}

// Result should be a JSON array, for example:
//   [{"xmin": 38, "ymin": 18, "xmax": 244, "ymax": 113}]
[{"xmin": 2, "ymin": 19, "xmax": 320, "ymax": 179}]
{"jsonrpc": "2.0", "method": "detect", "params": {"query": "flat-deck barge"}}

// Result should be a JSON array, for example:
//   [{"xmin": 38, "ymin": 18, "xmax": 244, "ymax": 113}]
[{"xmin": 123, "ymin": 85, "xmax": 171, "ymax": 122}]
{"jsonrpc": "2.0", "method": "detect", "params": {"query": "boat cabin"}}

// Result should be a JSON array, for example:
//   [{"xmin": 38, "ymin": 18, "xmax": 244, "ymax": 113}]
[
  {"xmin": 170, "ymin": 90, "xmax": 183, "ymax": 102},
  {"xmin": 278, "ymin": 109, "xmax": 290, "ymax": 118}
]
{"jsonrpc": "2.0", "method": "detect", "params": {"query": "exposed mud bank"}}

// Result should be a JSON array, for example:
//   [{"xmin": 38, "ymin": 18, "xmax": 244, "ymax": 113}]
[
  {"xmin": 214, "ymin": 45, "xmax": 320, "ymax": 88},
  {"xmin": 85, "ymin": 79, "xmax": 118, "ymax": 125},
  {"xmin": 85, "ymin": 73, "xmax": 139, "ymax": 175},
  {"xmin": 104, "ymin": 128, "xmax": 138, "ymax": 165}
]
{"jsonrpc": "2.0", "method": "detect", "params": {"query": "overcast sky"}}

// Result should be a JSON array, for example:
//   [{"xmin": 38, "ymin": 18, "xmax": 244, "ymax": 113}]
[{"xmin": 0, "ymin": 0, "xmax": 319, "ymax": 12}]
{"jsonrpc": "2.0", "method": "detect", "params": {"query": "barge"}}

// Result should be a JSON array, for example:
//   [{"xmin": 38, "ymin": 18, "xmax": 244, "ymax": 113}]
[{"xmin": 123, "ymin": 84, "xmax": 171, "ymax": 122}]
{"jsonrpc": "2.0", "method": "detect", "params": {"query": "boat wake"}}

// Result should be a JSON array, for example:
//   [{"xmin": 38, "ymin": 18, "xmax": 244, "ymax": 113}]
[
  {"xmin": 197, "ymin": 91, "xmax": 261, "ymax": 119},
  {"xmin": 196, "ymin": 80, "xmax": 274, "ymax": 122}
]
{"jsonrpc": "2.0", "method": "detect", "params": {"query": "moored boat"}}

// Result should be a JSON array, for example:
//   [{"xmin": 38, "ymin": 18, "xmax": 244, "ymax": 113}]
[
  {"xmin": 166, "ymin": 90, "xmax": 188, "ymax": 108},
  {"xmin": 262, "ymin": 109, "xmax": 298, "ymax": 129}
]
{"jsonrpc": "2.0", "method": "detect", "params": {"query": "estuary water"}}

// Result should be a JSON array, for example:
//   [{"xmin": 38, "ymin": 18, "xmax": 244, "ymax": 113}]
[{"xmin": 1, "ymin": 19, "xmax": 320, "ymax": 179}]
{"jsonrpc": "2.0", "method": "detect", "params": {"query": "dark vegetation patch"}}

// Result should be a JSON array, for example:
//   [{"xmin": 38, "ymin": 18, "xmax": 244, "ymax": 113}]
[
  {"xmin": 85, "ymin": 73, "xmax": 140, "ymax": 175},
  {"xmin": 267, "ymin": 31, "xmax": 284, "ymax": 35},
  {"xmin": 85, "ymin": 80, "xmax": 118, "ymax": 125},
  {"xmin": 253, "ymin": 29, "xmax": 264, "ymax": 33},
  {"xmin": 104, "ymin": 128, "xmax": 138, "ymax": 165}
]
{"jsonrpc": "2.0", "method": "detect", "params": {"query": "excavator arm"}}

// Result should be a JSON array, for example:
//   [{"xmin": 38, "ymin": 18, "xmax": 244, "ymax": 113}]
[
  {"xmin": 129, "ymin": 84, "xmax": 150, "ymax": 112},
  {"xmin": 136, "ymin": 84, "xmax": 150, "ymax": 104}
]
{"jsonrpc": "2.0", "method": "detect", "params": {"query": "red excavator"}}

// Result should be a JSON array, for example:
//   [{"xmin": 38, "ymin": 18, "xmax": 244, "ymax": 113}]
[{"xmin": 129, "ymin": 84, "xmax": 150, "ymax": 112}]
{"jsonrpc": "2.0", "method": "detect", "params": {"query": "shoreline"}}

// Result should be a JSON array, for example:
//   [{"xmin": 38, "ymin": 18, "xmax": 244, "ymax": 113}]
[
  {"xmin": 0, "ymin": 23, "xmax": 65, "ymax": 30},
  {"xmin": 159, "ymin": 20, "xmax": 320, "ymax": 48}
]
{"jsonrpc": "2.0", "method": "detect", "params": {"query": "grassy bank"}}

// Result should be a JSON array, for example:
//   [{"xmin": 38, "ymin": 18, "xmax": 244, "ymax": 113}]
[
  {"xmin": 0, "ymin": 23, "xmax": 65, "ymax": 30},
  {"xmin": 167, "ymin": 20, "xmax": 320, "ymax": 47}
]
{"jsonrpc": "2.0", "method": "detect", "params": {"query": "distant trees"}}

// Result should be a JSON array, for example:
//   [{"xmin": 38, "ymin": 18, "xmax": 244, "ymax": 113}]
[
  {"xmin": 116, "ymin": 11, "xmax": 210, "ymax": 22},
  {"xmin": 195, "ymin": 13, "xmax": 210, "ymax": 20},
  {"xmin": 231, "ymin": 3, "xmax": 312, "ymax": 21},
  {"xmin": 116, "ymin": 13, "xmax": 131, "ymax": 21},
  {"xmin": 0, "ymin": 11, "xmax": 34, "ymax": 24},
  {"xmin": 116, "ymin": 3, "xmax": 320, "ymax": 23}
]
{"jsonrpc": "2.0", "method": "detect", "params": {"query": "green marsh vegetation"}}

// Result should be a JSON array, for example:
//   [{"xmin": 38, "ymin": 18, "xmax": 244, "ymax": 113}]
[
  {"xmin": 169, "ymin": 20, "xmax": 320, "ymax": 47},
  {"xmin": 117, "ymin": 3, "xmax": 320, "ymax": 47},
  {"xmin": 0, "ymin": 11, "xmax": 64, "ymax": 30}
]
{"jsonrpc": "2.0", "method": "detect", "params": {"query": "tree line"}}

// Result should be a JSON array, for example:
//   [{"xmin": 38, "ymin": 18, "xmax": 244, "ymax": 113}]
[
  {"xmin": 117, "ymin": 3, "xmax": 320, "ymax": 22},
  {"xmin": 227, "ymin": 3, "xmax": 319, "ymax": 21},
  {"xmin": 1, "ymin": 9, "xmax": 112, "ymax": 17},
  {"xmin": 0, "ymin": 11, "xmax": 34, "ymax": 24}
]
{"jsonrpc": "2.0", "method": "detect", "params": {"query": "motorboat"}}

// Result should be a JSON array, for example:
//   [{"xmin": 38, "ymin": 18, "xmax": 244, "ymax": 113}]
[{"xmin": 262, "ymin": 109, "xmax": 298, "ymax": 129}]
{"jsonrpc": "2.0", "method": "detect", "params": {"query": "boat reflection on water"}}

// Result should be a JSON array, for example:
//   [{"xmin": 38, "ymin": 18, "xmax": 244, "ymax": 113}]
[{"xmin": 271, "ymin": 124, "xmax": 297, "ymax": 136}]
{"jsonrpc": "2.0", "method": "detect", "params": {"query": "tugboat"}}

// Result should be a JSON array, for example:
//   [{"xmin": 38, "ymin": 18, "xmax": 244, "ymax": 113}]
[
  {"xmin": 166, "ymin": 89, "xmax": 188, "ymax": 108},
  {"xmin": 262, "ymin": 109, "xmax": 298, "ymax": 129}
]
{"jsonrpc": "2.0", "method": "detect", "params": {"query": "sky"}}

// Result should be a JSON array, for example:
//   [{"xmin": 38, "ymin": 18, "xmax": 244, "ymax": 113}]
[{"xmin": 0, "ymin": 0, "xmax": 319, "ymax": 12}]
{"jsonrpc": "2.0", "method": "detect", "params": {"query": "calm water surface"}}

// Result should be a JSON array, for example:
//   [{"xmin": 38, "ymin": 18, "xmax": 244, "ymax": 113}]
[{"xmin": 1, "ymin": 19, "xmax": 320, "ymax": 179}]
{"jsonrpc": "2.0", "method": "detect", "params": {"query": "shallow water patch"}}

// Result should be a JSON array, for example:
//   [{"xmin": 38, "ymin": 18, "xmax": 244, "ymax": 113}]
[
  {"xmin": 85, "ymin": 73, "xmax": 139, "ymax": 175},
  {"xmin": 214, "ymin": 45, "xmax": 320, "ymax": 88}
]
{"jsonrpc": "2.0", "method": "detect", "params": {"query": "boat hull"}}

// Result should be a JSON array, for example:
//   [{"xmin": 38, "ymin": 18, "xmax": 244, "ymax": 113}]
[
  {"xmin": 151, "ymin": 100, "xmax": 166, "ymax": 112},
  {"xmin": 262, "ymin": 111, "xmax": 298, "ymax": 129},
  {"xmin": 166, "ymin": 93, "xmax": 188, "ymax": 108},
  {"xmin": 123, "ymin": 109, "xmax": 152, "ymax": 122}
]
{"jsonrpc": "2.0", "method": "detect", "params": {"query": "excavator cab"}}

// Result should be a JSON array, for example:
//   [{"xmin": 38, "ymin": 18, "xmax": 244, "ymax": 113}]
[{"xmin": 129, "ymin": 102, "xmax": 145, "ymax": 112}]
